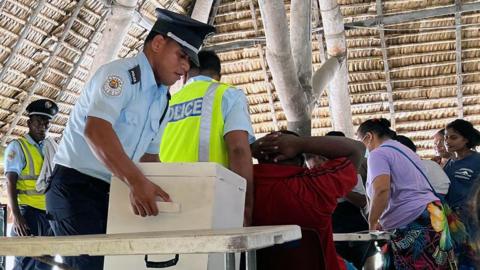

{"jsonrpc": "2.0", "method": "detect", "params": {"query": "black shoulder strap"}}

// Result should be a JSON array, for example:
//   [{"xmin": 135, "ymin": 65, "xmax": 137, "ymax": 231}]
[{"xmin": 128, "ymin": 65, "xmax": 141, "ymax": 84}]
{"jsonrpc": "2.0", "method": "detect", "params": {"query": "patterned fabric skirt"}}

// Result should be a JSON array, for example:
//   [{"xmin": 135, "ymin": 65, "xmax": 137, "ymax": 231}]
[{"xmin": 382, "ymin": 201, "xmax": 457, "ymax": 270}]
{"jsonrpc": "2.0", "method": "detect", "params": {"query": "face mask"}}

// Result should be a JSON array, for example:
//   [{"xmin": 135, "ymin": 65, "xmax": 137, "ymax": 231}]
[{"xmin": 361, "ymin": 134, "xmax": 372, "ymax": 158}]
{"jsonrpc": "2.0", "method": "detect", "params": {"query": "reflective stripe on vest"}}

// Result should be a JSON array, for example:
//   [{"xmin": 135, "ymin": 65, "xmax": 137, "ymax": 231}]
[
  {"xmin": 160, "ymin": 80, "xmax": 229, "ymax": 166},
  {"xmin": 16, "ymin": 137, "xmax": 45, "ymax": 210},
  {"xmin": 198, "ymin": 83, "xmax": 220, "ymax": 161}
]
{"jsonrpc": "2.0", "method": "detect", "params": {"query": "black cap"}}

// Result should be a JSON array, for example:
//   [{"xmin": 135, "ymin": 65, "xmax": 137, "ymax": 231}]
[
  {"xmin": 26, "ymin": 99, "xmax": 58, "ymax": 119},
  {"xmin": 151, "ymin": 8, "xmax": 215, "ymax": 66}
]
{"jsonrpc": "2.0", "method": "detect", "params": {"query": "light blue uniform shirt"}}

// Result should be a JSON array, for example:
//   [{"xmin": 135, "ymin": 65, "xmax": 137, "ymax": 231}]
[
  {"xmin": 54, "ymin": 52, "xmax": 169, "ymax": 182},
  {"xmin": 162, "ymin": 75, "xmax": 255, "ymax": 144},
  {"xmin": 4, "ymin": 134, "xmax": 44, "ymax": 176}
]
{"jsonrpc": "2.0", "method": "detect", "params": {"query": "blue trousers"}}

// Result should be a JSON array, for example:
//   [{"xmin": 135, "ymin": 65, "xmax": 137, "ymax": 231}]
[
  {"xmin": 11, "ymin": 206, "xmax": 53, "ymax": 270},
  {"xmin": 46, "ymin": 165, "xmax": 109, "ymax": 270}
]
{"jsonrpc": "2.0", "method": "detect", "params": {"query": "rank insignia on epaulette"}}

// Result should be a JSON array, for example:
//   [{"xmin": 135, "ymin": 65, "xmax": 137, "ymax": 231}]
[{"xmin": 128, "ymin": 65, "xmax": 141, "ymax": 84}]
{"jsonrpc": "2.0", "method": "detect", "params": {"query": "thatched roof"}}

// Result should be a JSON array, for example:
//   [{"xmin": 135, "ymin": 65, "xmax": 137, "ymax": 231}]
[{"xmin": 1, "ymin": 0, "xmax": 480, "ymax": 170}]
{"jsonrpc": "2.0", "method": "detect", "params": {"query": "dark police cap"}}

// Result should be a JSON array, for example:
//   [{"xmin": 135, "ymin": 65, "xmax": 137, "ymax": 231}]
[
  {"xmin": 26, "ymin": 99, "xmax": 58, "ymax": 119},
  {"xmin": 151, "ymin": 8, "xmax": 216, "ymax": 66}
]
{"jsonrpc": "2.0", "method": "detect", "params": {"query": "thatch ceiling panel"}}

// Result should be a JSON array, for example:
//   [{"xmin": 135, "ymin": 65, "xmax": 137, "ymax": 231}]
[
  {"xmin": 349, "ymin": 71, "xmax": 385, "ymax": 83},
  {"xmin": 348, "ymin": 59, "xmax": 384, "ymax": 72},
  {"xmin": 351, "ymin": 92, "xmax": 388, "ymax": 103},
  {"xmin": 396, "ymin": 107, "xmax": 458, "ymax": 123},
  {"xmin": 215, "ymin": 10, "xmax": 258, "ymax": 24},
  {"xmin": 382, "ymin": 0, "xmax": 452, "ymax": 14}
]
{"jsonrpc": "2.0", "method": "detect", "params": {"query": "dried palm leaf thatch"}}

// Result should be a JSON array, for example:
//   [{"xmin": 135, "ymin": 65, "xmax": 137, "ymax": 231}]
[
  {"xmin": 387, "ymin": 41, "xmax": 455, "ymax": 56},
  {"xmin": 396, "ymin": 107, "xmax": 458, "ymax": 123},
  {"xmin": 216, "ymin": 18, "xmax": 263, "ymax": 34},
  {"xmin": 382, "ymin": 0, "xmax": 452, "ymax": 14},
  {"xmin": 247, "ymin": 92, "xmax": 279, "ymax": 106},
  {"xmin": 215, "ymin": 10, "xmax": 259, "ymax": 24},
  {"xmin": 340, "ymin": 4, "xmax": 373, "ymax": 17},
  {"xmin": 347, "ymin": 37, "xmax": 381, "ymax": 48},
  {"xmin": 395, "ymin": 98, "xmax": 457, "ymax": 112},
  {"xmin": 221, "ymin": 57, "xmax": 263, "ymax": 74},
  {"xmin": 349, "ymin": 81, "xmax": 386, "ymax": 93},
  {"xmin": 349, "ymin": 71, "xmax": 385, "ymax": 83},
  {"xmin": 348, "ymin": 48, "xmax": 383, "ymax": 58},
  {"xmin": 208, "ymin": 29, "xmax": 260, "ymax": 44},
  {"xmin": 352, "ymin": 113, "xmax": 392, "ymax": 126},
  {"xmin": 218, "ymin": 0, "xmax": 257, "ymax": 14},
  {"xmin": 390, "ymin": 63, "xmax": 456, "ymax": 79},
  {"xmin": 221, "ymin": 70, "xmax": 266, "ymax": 85},
  {"xmin": 348, "ymin": 58, "xmax": 384, "ymax": 72},
  {"xmin": 351, "ymin": 92, "xmax": 389, "ymax": 103}
]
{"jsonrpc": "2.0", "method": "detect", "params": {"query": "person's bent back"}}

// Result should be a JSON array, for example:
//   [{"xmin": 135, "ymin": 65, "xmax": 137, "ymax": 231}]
[{"xmin": 251, "ymin": 131, "xmax": 364, "ymax": 270}]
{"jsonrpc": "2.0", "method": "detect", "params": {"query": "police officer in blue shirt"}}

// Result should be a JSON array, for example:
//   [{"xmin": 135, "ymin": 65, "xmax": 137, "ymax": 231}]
[
  {"xmin": 46, "ymin": 8, "xmax": 215, "ymax": 270},
  {"xmin": 4, "ymin": 99, "xmax": 58, "ymax": 270}
]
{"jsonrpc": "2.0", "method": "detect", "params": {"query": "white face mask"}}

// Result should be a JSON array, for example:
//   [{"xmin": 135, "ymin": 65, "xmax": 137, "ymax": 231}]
[{"xmin": 361, "ymin": 134, "xmax": 372, "ymax": 158}]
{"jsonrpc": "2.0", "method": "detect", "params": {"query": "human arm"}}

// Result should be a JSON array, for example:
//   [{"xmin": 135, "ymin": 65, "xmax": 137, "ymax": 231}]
[
  {"xmin": 368, "ymin": 175, "xmax": 390, "ymax": 230},
  {"xmin": 140, "ymin": 153, "xmax": 160, "ymax": 162},
  {"xmin": 225, "ymin": 130, "xmax": 254, "ymax": 226},
  {"xmin": 345, "ymin": 191, "xmax": 367, "ymax": 208},
  {"xmin": 84, "ymin": 117, "xmax": 170, "ymax": 217},
  {"xmin": 253, "ymin": 133, "xmax": 365, "ymax": 169},
  {"xmin": 5, "ymin": 172, "xmax": 30, "ymax": 236}
]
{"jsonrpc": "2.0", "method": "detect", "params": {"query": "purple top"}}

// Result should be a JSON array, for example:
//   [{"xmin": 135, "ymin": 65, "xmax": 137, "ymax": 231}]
[{"xmin": 367, "ymin": 140, "xmax": 438, "ymax": 230}]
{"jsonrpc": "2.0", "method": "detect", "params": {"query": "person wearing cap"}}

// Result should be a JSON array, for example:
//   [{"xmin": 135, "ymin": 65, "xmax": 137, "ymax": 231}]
[
  {"xmin": 46, "ymin": 8, "xmax": 214, "ymax": 270},
  {"xmin": 160, "ymin": 50, "xmax": 255, "ymax": 224},
  {"xmin": 3, "ymin": 99, "xmax": 58, "ymax": 270}
]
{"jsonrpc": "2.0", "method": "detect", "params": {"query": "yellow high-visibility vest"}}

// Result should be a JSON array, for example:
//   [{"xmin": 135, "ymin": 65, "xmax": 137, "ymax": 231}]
[
  {"xmin": 160, "ymin": 80, "xmax": 230, "ymax": 166},
  {"xmin": 16, "ymin": 137, "xmax": 46, "ymax": 210}
]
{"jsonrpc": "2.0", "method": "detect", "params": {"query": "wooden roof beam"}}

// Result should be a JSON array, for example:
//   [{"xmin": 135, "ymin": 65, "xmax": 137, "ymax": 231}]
[
  {"xmin": 56, "ymin": 10, "xmax": 109, "ymax": 104},
  {"xmin": 191, "ymin": 0, "xmax": 215, "ymax": 23},
  {"xmin": 345, "ymin": 2, "xmax": 480, "ymax": 28},
  {"xmin": 455, "ymin": 0, "xmax": 464, "ymax": 119},
  {"xmin": 376, "ymin": 0, "xmax": 395, "ymax": 130},
  {"xmin": 1, "ymin": 0, "xmax": 87, "ymax": 146},
  {"xmin": 249, "ymin": 0, "xmax": 279, "ymax": 131},
  {"xmin": 0, "ymin": 0, "xmax": 46, "ymax": 83},
  {"xmin": 87, "ymin": 0, "xmax": 139, "ymax": 79}
]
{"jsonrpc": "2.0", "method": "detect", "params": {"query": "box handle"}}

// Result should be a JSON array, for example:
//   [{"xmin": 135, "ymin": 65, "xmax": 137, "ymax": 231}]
[
  {"xmin": 144, "ymin": 254, "xmax": 179, "ymax": 268},
  {"xmin": 157, "ymin": 201, "xmax": 181, "ymax": 213}
]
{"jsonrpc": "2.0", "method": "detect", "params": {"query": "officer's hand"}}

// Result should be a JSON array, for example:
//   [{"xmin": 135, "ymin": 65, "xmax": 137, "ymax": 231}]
[
  {"xmin": 129, "ymin": 177, "xmax": 171, "ymax": 217},
  {"xmin": 12, "ymin": 214, "xmax": 30, "ymax": 236}
]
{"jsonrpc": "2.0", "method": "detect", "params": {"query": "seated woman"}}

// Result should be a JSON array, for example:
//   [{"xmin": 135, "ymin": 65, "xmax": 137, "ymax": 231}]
[
  {"xmin": 251, "ymin": 130, "xmax": 364, "ymax": 270},
  {"xmin": 357, "ymin": 118, "xmax": 455, "ymax": 269},
  {"xmin": 444, "ymin": 119, "xmax": 480, "ymax": 269}
]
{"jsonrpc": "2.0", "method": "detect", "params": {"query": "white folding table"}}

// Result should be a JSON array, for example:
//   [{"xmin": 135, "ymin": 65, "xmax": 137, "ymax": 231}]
[{"xmin": 0, "ymin": 225, "xmax": 301, "ymax": 270}]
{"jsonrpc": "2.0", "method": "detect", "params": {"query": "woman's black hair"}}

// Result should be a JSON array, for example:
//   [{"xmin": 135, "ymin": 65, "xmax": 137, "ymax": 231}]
[
  {"xmin": 395, "ymin": 135, "xmax": 417, "ymax": 152},
  {"xmin": 446, "ymin": 119, "xmax": 480, "ymax": 149},
  {"xmin": 357, "ymin": 118, "xmax": 397, "ymax": 139}
]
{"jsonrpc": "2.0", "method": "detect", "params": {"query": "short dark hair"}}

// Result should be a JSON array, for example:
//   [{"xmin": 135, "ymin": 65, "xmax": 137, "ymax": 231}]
[
  {"xmin": 144, "ymin": 31, "xmax": 161, "ymax": 44},
  {"xmin": 357, "ymin": 118, "xmax": 396, "ymax": 139},
  {"xmin": 446, "ymin": 119, "xmax": 480, "ymax": 149},
  {"xmin": 192, "ymin": 50, "xmax": 221, "ymax": 76},
  {"xmin": 326, "ymin": 131, "xmax": 345, "ymax": 137},
  {"xmin": 395, "ymin": 135, "xmax": 417, "ymax": 152}
]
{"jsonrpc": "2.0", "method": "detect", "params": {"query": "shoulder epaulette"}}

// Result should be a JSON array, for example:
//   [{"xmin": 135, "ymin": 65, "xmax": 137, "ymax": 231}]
[{"xmin": 128, "ymin": 65, "xmax": 141, "ymax": 84}]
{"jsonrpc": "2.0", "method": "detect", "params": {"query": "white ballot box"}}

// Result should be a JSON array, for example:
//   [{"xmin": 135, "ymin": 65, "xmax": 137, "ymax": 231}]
[{"xmin": 104, "ymin": 163, "xmax": 246, "ymax": 270}]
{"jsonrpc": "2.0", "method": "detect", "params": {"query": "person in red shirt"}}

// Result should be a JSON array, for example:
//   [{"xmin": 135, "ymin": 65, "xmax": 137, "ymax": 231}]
[{"xmin": 251, "ymin": 131, "xmax": 365, "ymax": 270}]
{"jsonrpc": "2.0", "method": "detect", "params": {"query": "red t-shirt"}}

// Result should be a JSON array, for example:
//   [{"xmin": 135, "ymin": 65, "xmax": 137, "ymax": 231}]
[{"xmin": 252, "ymin": 158, "xmax": 357, "ymax": 270}]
